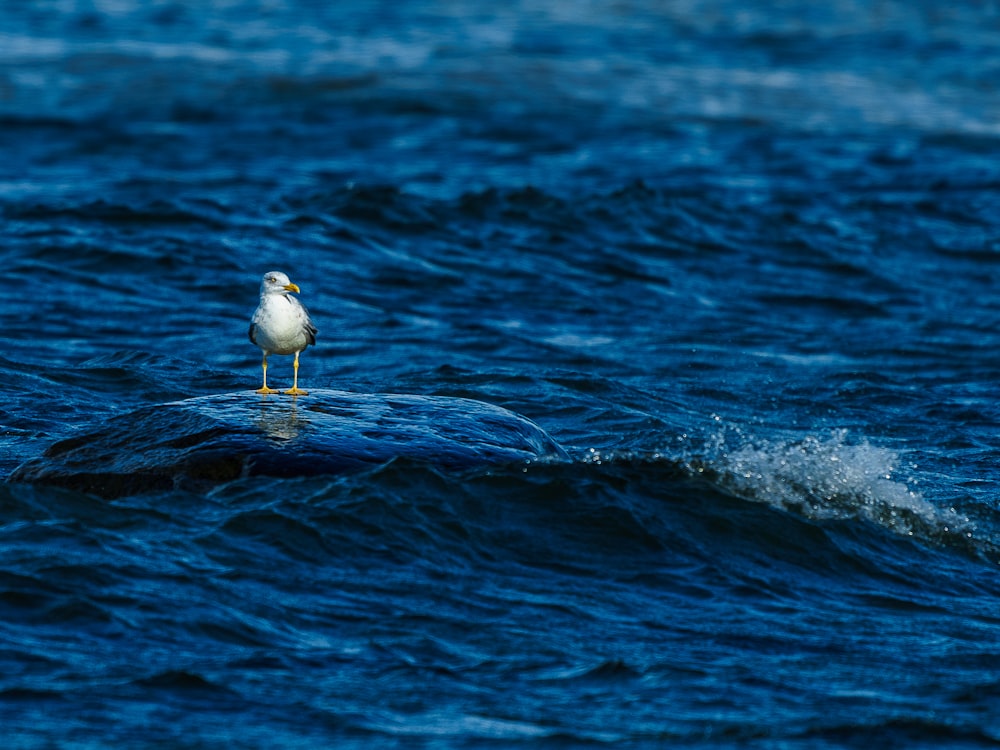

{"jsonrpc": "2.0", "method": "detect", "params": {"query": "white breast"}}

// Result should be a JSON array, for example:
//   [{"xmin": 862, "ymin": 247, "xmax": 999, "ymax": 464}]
[{"xmin": 252, "ymin": 295, "xmax": 312, "ymax": 355}]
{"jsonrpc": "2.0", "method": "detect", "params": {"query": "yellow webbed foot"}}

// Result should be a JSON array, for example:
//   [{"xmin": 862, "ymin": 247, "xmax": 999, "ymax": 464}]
[
  {"xmin": 283, "ymin": 387, "xmax": 308, "ymax": 396},
  {"xmin": 255, "ymin": 387, "xmax": 279, "ymax": 395}
]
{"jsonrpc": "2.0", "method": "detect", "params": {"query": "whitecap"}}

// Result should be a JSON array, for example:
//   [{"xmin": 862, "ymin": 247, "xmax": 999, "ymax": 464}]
[{"xmin": 697, "ymin": 423, "xmax": 974, "ymax": 544}]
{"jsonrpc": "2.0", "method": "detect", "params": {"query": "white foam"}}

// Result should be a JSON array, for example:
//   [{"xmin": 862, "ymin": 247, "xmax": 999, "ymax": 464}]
[{"xmin": 698, "ymin": 423, "xmax": 974, "ymax": 542}]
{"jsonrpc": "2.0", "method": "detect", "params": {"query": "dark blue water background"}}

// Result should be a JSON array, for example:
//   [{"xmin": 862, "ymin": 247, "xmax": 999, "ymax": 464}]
[{"xmin": 4, "ymin": 2, "xmax": 1000, "ymax": 746}]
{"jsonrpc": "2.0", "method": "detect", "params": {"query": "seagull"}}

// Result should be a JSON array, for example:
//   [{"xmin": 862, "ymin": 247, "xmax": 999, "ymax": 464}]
[{"xmin": 248, "ymin": 271, "xmax": 317, "ymax": 396}]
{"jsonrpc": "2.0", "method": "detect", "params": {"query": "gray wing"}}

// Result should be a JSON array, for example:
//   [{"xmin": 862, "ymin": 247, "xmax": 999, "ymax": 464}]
[{"xmin": 292, "ymin": 297, "xmax": 318, "ymax": 346}]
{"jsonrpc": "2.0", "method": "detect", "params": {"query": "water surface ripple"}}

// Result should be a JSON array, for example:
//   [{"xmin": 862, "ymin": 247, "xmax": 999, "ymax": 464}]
[{"xmin": 4, "ymin": 2, "xmax": 1000, "ymax": 747}]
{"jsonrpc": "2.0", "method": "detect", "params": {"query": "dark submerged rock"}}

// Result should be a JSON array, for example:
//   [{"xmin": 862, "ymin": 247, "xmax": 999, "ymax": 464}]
[{"xmin": 9, "ymin": 390, "xmax": 568, "ymax": 498}]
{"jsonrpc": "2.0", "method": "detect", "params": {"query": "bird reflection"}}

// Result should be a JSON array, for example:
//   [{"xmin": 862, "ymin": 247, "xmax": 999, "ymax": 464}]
[{"xmin": 254, "ymin": 395, "xmax": 309, "ymax": 443}]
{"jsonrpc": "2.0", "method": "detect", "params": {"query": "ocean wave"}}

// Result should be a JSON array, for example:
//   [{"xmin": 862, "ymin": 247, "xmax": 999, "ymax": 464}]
[
  {"xmin": 693, "ymin": 424, "xmax": 986, "ymax": 555},
  {"xmin": 574, "ymin": 423, "xmax": 985, "ymax": 561}
]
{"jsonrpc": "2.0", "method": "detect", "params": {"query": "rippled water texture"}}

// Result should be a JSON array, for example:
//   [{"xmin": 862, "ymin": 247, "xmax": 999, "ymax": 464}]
[{"xmin": 4, "ymin": 2, "xmax": 1000, "ymax": 747}]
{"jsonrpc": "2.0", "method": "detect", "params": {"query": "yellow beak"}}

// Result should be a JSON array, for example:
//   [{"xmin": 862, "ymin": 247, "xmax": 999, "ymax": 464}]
[{"xmin": 283, "ymin": 283, "xmax": 300, "ymax": 293}]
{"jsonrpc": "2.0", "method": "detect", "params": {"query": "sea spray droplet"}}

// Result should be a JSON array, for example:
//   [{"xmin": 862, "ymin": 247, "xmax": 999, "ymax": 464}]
[{"xmin": 697, "ymin": 424, "xmax": 974, "ymax": 546}]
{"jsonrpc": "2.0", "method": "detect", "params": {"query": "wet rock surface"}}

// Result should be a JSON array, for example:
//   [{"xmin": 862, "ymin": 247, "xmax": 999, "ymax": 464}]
[{"xmin": 9, "ymin": 390, "xmax": 568, "ymax": 498}]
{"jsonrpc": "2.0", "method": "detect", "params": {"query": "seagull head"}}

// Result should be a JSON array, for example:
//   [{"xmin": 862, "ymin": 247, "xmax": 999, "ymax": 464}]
[{"xmin": 260, "ymin": 271, "xmax": 300, "ymax": 296}]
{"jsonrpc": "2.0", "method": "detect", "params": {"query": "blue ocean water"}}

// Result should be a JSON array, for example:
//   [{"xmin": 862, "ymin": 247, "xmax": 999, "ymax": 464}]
[{"xmin": 4, "ymin": 1, "xmax": 1000, "ymax": 746}]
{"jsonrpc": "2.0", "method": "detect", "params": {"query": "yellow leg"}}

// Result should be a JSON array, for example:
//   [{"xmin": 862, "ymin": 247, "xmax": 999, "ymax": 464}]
[
  {"xmin": 284, "ymin": 351, "xmax": 308, "ymax": 396},
  {"xmin": 255, "ymin": 354, "xmax": 278, "ymax": 394}
]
